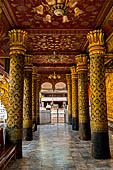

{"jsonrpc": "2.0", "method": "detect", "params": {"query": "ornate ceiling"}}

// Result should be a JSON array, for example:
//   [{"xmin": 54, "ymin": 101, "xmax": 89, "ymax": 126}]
[
  {"xmin": 0, "ymin": 0, "xmax": 112, "ymax": 74},
  {"xmin": 2, "ymin": 0, "xmax": 108, "ymax": 29}
]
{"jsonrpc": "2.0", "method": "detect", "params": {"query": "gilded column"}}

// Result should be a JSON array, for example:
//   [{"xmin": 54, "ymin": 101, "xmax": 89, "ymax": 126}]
[
  {"xmin": 32, "ymin": 66, "xmax": 38, "ymax": 131},
  {"xmin": 7, "ymin": 29, "xmax": 27, "ymax": 158},
  {"xmin": 87, "ymin": 29, "xmax": 110, "ymax": 159},
  {"xmin": 23, "ymin": 55, "xmax": 33, "ymax": 141},
  {"xmin": 36, "ymin": 74, "xmax": 41, "ymax": 125},
  {"xmin": 75, "ymin": 54, "xmax": 91, "ymax": 140},
  {"xmin": 66, "ymin": 74, "xmax": 72, "ymax": 124},
  {"xmin": 71, "ymin": 66, "xmax": 78, "ymax": 130}
]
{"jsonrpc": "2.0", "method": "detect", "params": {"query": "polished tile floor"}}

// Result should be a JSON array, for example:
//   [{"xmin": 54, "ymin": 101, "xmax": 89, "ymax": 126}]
[{"xmin": 7, "ymin": 123, "xmax": 113, "ymax": 170}]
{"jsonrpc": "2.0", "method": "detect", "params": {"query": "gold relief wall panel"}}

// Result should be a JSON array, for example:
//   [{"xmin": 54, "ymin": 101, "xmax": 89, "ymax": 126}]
[{"xmin": 106, "ymin": 72, "xmax": 113, "ymax": 121}]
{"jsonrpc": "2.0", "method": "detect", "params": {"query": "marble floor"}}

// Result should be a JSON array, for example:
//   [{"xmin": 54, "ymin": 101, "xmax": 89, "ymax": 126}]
[{"xmin": 7, "ymin": 123, "xmax": 113, "ymax": 170}]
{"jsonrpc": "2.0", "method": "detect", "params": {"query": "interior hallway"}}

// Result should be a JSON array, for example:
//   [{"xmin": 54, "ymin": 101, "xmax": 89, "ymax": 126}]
[{"xmin": 7, "ymin": 124, "xmax": 113, "ymax": 170}]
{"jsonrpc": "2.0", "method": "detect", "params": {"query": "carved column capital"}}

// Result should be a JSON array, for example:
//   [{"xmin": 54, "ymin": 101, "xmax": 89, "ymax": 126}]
[
  {"xmin": 75, "ymin": 54, "xmax": 88, "ymax": 72},
  {"xmin": 32, "ymin": 66, "xmax": 38, "ymax": 79},
  {"xmin": 24, "ymin": 54, "xmax": 33, "ymax": 72},
  {"xmin": 8, "ymin": 29, "xmax": 28, "ymax": 56},
  {"xmin": 70, "ymin": 66, "xmax": 78, "ymax": 79},
  {"xmin": 87, "ymin": 29, "xmax": 105, "ymax": 56},
  {"xmin": 66, "ymin": 74, "xmax": 71, "ymax": 85},
  {"xmin": 36, "ymin": 74, "xmax": 40, "ymax": 81}
]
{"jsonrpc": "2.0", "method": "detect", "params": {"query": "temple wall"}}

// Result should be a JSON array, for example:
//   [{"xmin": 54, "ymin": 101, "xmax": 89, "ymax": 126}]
[{"xmin": 105, "ymin": 72, "xmax": 113, "ymax": 131}]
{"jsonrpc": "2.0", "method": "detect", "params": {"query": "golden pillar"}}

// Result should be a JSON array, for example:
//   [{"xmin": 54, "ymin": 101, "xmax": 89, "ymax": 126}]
[
  {"xmin": 66, "ymin": 74, "xmax": 72, "ymax": 124},
  {"xmin": 7, "ymin": 29, "xmax": 27, "ymax": 158},
  {"xmin": 87, "ymin": 30, "xmax": 110, "ymax": 159},
  {"xmin": 75, "ymin": 54, "xmax": 91, "ymax": 140},
  {"xmin": 23, "ymin": 55, "xmax": 33, "ymax": 141},
  {"xmin": 32, "ymin": 66, "xmax": 38, "ymax": 131},
  {"xmin": 36, "ymin": 74, "xmax": 41, "ymax": 125},
  {"xmin": 71, "ymin": 66, "xmax": 78, "ymax": 130}
]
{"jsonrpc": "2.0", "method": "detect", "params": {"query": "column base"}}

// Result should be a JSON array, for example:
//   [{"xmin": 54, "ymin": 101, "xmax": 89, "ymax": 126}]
[
  {"xmin": 68, "ymin": 114, "xmax": 72, "ymax": 125},
  {"xmin": 79, "ymin": 122, "xmax": 91, "ymax": 140},
  {"xmin": 92, "ymin": 132, "xmax": 110, "ymax": 159},
  {"xmin": 23, "ymin": 128, "xmax": 33, "ymax": 141},
  {"xmin": 72, "ymin": 117, "xmax": 79, "ymax": 131}
]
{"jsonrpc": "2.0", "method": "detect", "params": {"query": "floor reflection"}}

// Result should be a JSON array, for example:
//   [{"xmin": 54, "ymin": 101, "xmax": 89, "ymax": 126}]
[{"xmin": 7, "ymin": 123, "xmax": 113, "ymax": 170}]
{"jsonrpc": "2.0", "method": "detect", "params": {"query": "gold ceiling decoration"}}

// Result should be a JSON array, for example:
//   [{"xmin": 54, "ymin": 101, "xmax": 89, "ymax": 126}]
[
  {"xmin": 33, "ymin": 0, "xmax": 83, "ymax": 23},
  {"xmin": 48, "ymin": 72, "xmax": 61, "ymax": 79}
]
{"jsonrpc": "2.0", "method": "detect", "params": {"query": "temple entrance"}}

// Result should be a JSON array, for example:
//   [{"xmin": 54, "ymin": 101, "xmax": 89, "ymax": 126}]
[{"xmin": 40, "ymin": 82, "xmax": 67, "ymax": 124}]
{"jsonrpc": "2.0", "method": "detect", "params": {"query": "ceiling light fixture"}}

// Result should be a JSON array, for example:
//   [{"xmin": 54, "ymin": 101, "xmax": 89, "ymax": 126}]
[
  {"xmin": 50, "ymin": 0, "xmax": 68, "ymax": 16},
  {"xmin": 33, "ymin": 0, "xmax": 83, "ymax": 23},
  {"xmin": 48, "ymin": 72, "xmax": 61, "ymax": 79}
]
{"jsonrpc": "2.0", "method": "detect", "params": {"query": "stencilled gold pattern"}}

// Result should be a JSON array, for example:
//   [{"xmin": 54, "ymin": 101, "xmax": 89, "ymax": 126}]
[
  {"xmin": 0, "ymin": 75, "xmax": 8, "ymax": 112},
  {"xmin": 23, "ymin": 55, "xmax": 33, "ymax": 129},
  {"xmin": 105, "ymin": 72, "xmax": 113, "ymax": 122},
  {"xmin": 7, "ymin": 29, "xmax": 27, "ymax": 142},
  {"xmin": 36, "ymin": 74, "xmax": 41, "ymax": 124},
  {"xmin": 71, "ymin": 66, "xmax": 78, "ymax": 118},
  {"xmin": 75, "ymin": 54, "xmax": 89, "ymax": 123},
  {"xmin": 32, "ymin": 66, "xmax": 38, "ymax": 123},
  {"xmin": 7, "ymin": 54, "xmax": 24, "ymax": 140},
  {"xmin": 66, "ymin": 74, "xmax": 72, "ymax": 117},
  {"xmin": 88, "ymin": 30, "xmax": 108, "ymax": 132}
]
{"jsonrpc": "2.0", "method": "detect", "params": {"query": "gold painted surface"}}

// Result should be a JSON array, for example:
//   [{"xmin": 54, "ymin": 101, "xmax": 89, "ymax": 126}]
[
  {"xmin": 87, "ymin": 29, "xmax": 105, "ymax": 56},
  {"xmin": 71, "ymin": 66, "xmax": 78, "ymax": 118},
  {"xmin": 7, "ymin": 54, "xmax": 24, "ymax": 140},
  {"xmin": 76, "ymin": 54, "xmax": 89, "ymax": 124},
  {"xmin": 24, "ymin": 54, "xmax": 33, "ymax": 128},
  {"xmin": 0, "ymin": 75, "xmax": 8, "ymax": 112},
  {"xmin": 87, "ymin": 30, "xmax": 108, "ymax": 132},
  {"xmin": 90, "ymin": 54, "xmax": 108, "ymax": 133},
  {"xmin": 24, "ymin": 54, "xmax": 33, "ymax": 72},
  {"xmin": 106, "ymin": 72, "xmax": 113, "ymax": 121},
  {"xmin": 32, "ymin": 77, "xmax": 37, "ymax": 123},
  {"xmin": 36, "ymin": 74, "xmax": 41, "ymax": 123},
  {"xmin": 7, "ymin": 29, "xmax": 26, "ymax": 141},
  {"xmin": 106, "ymin": 33, "xmax": 113, "ymax": 53},
  {"xmin": 66, "ymin": 74, "xmax": 72, "ymax": 116},
  {"xmin": 23, "ymin": 70, "xmax": 32, "ymax": 129},
  {"xmin": 75, "ymin": 54, "xmax": 88, "ymax": 71},
  {"xmin": 32, "ymin": 67, "xmax": 37, "ymax": 123},
  {"xmin": 8, "ymin": 29, "xmax": 28, "ymax": 55}
]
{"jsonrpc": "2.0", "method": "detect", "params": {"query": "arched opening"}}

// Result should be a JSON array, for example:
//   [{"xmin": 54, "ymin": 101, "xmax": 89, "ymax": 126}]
[
  {"xmin": 55, "ymin": 82, "xmax": 66, "ymax": 90},
  {"xmin": 40, "ymin": 81, "xmax": 67, "ymax": 124}
]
